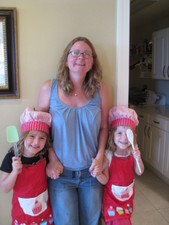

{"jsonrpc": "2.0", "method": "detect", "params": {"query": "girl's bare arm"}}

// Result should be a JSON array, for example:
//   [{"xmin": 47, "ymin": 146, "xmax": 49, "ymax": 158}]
[
  {"xmin": 0, "ymin": 157, "xmax": 22, "ymax": 193},
  {"xmin": 95, "ymin": 156, "xmax": 109, "ymax": 185}
]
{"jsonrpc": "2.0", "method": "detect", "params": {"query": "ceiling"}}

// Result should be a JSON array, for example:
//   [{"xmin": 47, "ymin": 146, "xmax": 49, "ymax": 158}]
[{"xmin": 130, "ymin": 0, "xmax": 169, "ymax": 29}]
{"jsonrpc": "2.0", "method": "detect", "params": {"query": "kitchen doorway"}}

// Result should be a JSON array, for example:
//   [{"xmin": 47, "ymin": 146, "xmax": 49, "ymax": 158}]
[{"xmin": 129, "ymin": 0, "xmax": 169, "ymax": 107}]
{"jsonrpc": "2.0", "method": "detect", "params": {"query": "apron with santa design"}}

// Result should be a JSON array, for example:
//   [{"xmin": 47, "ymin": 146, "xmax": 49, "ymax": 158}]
[
  {"xmin": 12, "ymin": 158, "xmax": 54, "ymax": 225},
  {"xmin": 103, "ymin": 154, "xmax": 135, "ymax": 223}
]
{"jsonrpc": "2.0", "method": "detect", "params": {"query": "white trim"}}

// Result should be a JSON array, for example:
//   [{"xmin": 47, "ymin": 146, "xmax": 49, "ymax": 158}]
[{"xmin": 116, "ymin": 0, "xmax": 130, "ymax": 106}]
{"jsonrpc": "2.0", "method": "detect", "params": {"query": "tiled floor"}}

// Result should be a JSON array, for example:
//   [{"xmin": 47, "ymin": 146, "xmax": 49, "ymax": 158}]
[
  {"xmin": 131, "ymin": 167, "xmax": 169, "ymax": 225},
  {"xmin": 102, "ymin": 167, "xmax": 169, "ymax": 225}
]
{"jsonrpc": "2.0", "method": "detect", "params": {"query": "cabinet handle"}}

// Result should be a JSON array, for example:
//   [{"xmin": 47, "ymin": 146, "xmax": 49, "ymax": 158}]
[
  {"xmin": 163, "ymin": 65, "xmax": 166, "ymax": 78},
  {"xmin": 153, "ymin": 120, "xmax": 160, "ymax": 124},
  {"xmin": 144, "ymin": 125, "xmax": 147, "ymax": 136},
  {"xmin": 148, "ymin": 127, "xmax": 150, "ymax": 138},
  {"xmin": 167, "ymin": 66, "xmax": 169, "ymax": 78}
]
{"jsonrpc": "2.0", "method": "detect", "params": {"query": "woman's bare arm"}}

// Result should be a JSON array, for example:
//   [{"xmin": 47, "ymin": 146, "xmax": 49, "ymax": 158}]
[
  {"xmin": 89, "ymin": 83, "xmax": 109, "ymax": 176},
  {"xmin": 38, "ymin": 80, "xmax": 63, "ymax": 179}
]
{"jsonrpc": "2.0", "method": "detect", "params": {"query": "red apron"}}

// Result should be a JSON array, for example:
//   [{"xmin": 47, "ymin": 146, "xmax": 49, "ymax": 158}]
[
  {"xmin": 12, "ymin": 158, "xmax": 54, "ymax": 225},
  {"xmin": 103, "ymin": 155, "xmax": 135, "ymax": 223}
]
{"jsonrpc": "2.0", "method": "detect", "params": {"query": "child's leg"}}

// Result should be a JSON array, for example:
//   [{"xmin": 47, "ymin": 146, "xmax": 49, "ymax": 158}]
[
  {"xmin": 106, "ymin": 219, "xmax": 132, "ymax": 225},
  {"xmin": 105, "ymin": 222, "xmax": 113, "ymax": 225},
  {"xmin": 113, "ymin": 219, "xmax": 132, "ymax": 225}
]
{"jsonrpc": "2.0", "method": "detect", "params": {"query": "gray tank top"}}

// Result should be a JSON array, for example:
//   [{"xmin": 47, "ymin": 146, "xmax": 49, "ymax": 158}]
[{"xmin": 49, "ymin": 79, "xmax": 101, "ymax": 170}]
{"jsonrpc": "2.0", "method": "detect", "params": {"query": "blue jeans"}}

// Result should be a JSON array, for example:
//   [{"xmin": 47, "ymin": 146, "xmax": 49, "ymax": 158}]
[{"xmin": 48, "ymin": 168, "xmax": 103, "ymax": 225}]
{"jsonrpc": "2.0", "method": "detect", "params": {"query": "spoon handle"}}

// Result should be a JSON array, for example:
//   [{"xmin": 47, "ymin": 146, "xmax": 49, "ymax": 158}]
[
  {"xmin": 135, "ymin": 157, "xmax": 142, "ymax": 174},
  {"xmin": 133, "ymin": 145, "xmax": 142, "ymax": 174},
  {"xmin": 13, "ymin": 143, "xmax": 19, "ymax": 157}
]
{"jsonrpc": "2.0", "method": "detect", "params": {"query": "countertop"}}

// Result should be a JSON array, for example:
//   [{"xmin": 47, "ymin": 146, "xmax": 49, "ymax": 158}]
[{"xmin": 130, "ymin": 105, "xmax": 169, "ymax": 119}]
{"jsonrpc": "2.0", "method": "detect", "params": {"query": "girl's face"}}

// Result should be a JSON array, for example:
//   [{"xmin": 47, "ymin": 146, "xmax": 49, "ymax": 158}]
[
  {"xmin": 23, "ymin": 130, "xmax": 47, "ymax": 157},
  {"xmin": 114, "ymin": 126, "xmax": 131, "ymax": 152},
  {"xmin": 66, "ymin": 41, "xmax": 93, "ymax": 76}
]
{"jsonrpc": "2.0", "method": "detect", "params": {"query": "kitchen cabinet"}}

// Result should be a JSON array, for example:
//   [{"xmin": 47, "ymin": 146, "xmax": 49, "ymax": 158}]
[
  {"xmin": 135, "ymin": 108, "xmax": 169, "ymax": 181},
  {"xmin": 163, "ymin": 123, "xmax": 169, "ymax": 180},
  {"xmin": 136, "ymin": 111, "xmax": 150, "ymax": 162},
  {"xmin": 148, "ymin": 115, "xmax": 166, "ymax": 172},
  {"xmin": 147, "ymin": 124, "xmax": 165, "ymax": 173},
  {"xmin": 152, "ymin": 27, "xmax": 169, "ymax": 79},
  {"xmin": 130, "ymin": 40, "xmax": 152, "ymax": 78}
]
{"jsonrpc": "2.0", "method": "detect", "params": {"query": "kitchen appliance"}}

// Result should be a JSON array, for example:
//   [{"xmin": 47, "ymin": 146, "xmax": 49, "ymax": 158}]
[
  {"xmin": 145, "ymin": 90, "xmax": 159, "ymax": 105},
  {"xmin": 145, "ymin": 90, "xmax": 166, "ymax": 105},
  {"xmin": 156, "ymin": 95, "xmax": 166, "ymax": 105}
]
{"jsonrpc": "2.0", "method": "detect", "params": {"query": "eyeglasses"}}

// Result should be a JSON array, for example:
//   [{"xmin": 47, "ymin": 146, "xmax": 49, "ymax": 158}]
[{"xmin": 68, "ymin": 50, "xmax": 92, "ymax": 59}]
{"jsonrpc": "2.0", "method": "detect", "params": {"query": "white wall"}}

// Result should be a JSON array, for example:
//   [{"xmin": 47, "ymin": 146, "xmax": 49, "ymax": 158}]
[{"xmin": 0, "ymin": 0, "xmax": 129, "ymax": 224}]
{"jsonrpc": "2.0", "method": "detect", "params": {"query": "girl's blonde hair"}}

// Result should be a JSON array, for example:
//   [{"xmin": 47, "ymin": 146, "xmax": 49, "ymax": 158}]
[
  {"xmin": 9, "ymin": 131, "xmax": 51, "ymax": 157},
  {"xmin": 56, "ymin": 36, "xmax": 102, "ymax": 98}
]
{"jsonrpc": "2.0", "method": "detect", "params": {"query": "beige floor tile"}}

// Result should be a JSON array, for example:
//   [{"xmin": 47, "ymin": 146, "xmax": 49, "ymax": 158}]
[
  {"xmin": 133, "ymin": 190, "xmax": 155, "ymax": 213},
  {"xmin": 132, "ymin": 168, "xmax": 169, "ymax": 224},
  {"xmin": 142, "ymin": 188, "xmax": 169, "ymax": 209},
  {"xmin": 131, "ymin": 210, "xmax": 169, "ymax": 225},
  {"xmin": 158, "ymin": 207, "xmax": 169, "ymax": 223}
]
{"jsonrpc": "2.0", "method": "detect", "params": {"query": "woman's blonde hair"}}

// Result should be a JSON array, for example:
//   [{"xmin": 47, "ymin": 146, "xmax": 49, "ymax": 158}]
[
  {"xmin": 56, "ymin": 36, "xmax": 102, "ymax": 98},
  {"xmin": 9, "ymin": 131, "xmax": 51, "ymax": 157}
]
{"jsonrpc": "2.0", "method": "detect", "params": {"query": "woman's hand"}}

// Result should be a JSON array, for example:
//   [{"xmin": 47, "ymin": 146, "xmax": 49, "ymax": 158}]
[
  {"xmin": 46, "ymin": 147, "xmax": 63, "ymax": 179},
  {"xmin": 46, "ymin": 159, "xmax": 63, "ymax": 179},
  {"xmin": 89, "ymin": 157, "xmax": 103, "ymax": 177}
]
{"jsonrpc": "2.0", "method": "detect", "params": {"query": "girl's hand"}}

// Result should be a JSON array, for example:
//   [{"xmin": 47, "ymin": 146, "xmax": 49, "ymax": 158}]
[
  {"xmin": 89, "ymin": 157, "xmax": 102, "ymax": 177},
  {"xmin": 46, "ymin": 160, "xmax": 63, "ymax": 179},
  {"xmin": 0, "ymin": 157, "xmax": 23, "ymax": 193},
  {"xmin": 132, "ymin": 146, "xmax": 141, "ymax": 160},
  {"xmin": 12, "ymin": 156, "xmax": 23, "ymax": 174},
  {"xmin": 132, "ymin": 146, "xmax": 144, "ymax": 175}
]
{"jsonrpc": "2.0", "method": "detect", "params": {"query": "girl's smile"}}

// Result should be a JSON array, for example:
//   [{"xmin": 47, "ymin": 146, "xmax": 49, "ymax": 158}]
[
  {"xmin": 23, "ymin": 130, "xmax": 47, "ymax": 157},
  {"xmin": 114, "ymin": 126, "xmax": 131, "ymax": 155}
]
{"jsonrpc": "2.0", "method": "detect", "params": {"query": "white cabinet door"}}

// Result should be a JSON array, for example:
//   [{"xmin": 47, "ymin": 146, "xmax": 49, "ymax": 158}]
[
  {"xmin": 163, "ymin": 132, "xmax": 169, "ymax": 179},
  {"xmin": 136, "ymin": 108, "xmax": 169, "ymax": 180},
  {"xmin": 136, "ymin": 111, "xmax": 149, "ymax": 162},
  {"xmin": 137, "ymin": 120, "xmax": 149, "ymax": 162},
  {"xmin": 136, "ymin": 120, "xmax": 145, "ymax": 159},
  {"xmin": 152, "ymin": 28, "xmax": 169, "ymax": 79},
  {"xmin": 148, "ymin": 125, "xmax": 165, "ymax": 173}
]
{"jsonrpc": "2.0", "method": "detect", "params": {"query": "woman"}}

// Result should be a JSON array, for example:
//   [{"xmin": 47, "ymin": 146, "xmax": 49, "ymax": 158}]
[{"xmin": 37, "ymin": 36, "xmax": 109, "ymax": 225}]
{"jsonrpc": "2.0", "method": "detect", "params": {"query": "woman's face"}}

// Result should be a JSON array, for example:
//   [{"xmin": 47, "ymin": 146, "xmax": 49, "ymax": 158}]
[
  {"xmin": 66, "ymin": 41, "xmax": 93, "ymax": 76},
  {"xmin": 23, "ymin": 130, "xmax": 47, "ymax": 157}
]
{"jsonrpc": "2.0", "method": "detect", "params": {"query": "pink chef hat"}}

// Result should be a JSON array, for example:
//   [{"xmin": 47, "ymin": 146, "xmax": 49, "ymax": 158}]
[
  {"xmin": 109, "ymin": 106, "xmax": 139, "ymax": 131},
  {"xmin": 20, "ymin": 108, "xmax": 52, "ymax": 135}
]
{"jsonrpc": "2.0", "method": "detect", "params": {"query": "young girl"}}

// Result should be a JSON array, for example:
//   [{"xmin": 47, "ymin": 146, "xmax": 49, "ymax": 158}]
[
  {"xmin": 0, "ymin": 108, "xmax": 54, "ymax": 225},
  {"xmin": 95, "ymin": 106, "xmax": 144, "ymax": 225}
]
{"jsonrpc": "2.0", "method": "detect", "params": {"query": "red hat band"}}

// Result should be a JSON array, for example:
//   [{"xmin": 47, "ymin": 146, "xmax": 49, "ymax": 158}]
[
  {"xmin": 111, "ymin": 118, "xmax": 136, "ymax": 131},
  {"xmin": 21, "ymin": 121, "xmax": 49, "ymax": 134}
]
